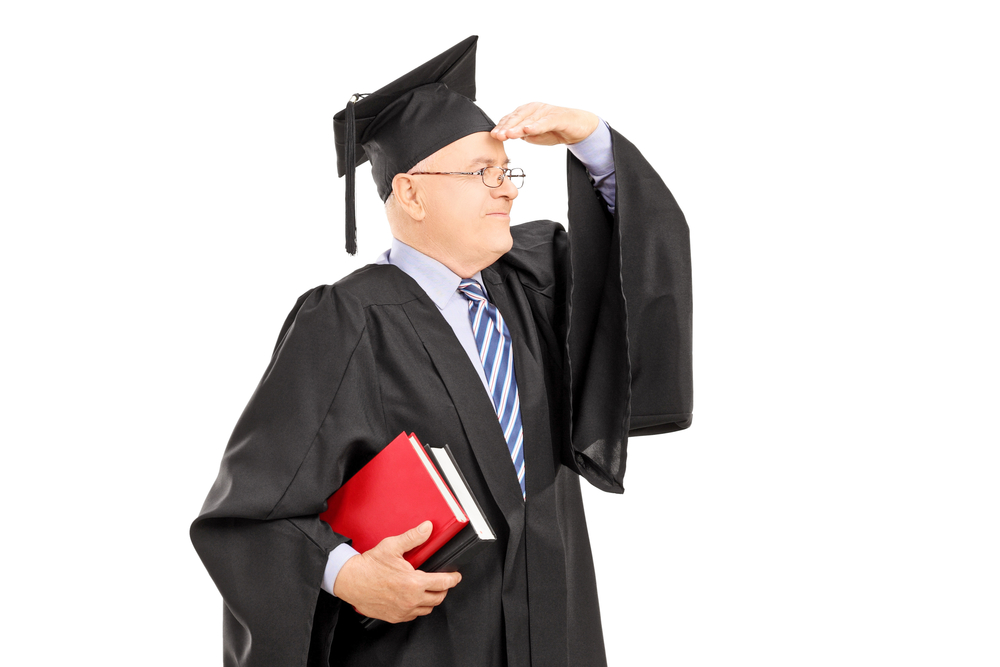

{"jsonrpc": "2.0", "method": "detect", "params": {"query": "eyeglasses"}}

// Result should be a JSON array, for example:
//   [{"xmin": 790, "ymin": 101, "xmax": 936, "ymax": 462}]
[{"xmin": 409, "ymin": 166, "xmax": 525, "ymax": 189}]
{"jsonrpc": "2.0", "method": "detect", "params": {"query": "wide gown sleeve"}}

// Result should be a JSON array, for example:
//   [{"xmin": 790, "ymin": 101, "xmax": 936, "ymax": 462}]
[
  {"xmin": 562, "ymin": 127, "xmax": 693, "ymax": 493},
  {"xmin": 190, "ymin": 284, "xmax": 381, "ymax": 666}
]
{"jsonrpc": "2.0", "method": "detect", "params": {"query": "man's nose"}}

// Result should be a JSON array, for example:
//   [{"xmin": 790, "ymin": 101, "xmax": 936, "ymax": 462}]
[{"xmin": 493, "ymin": 174, "xmax": 518, "ymax": 200}]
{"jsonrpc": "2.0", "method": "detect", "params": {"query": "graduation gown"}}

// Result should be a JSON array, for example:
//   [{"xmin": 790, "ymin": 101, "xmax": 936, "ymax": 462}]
[{"xmin": 190, "ymin": 128, "xmax": 693, "ymax": 667}]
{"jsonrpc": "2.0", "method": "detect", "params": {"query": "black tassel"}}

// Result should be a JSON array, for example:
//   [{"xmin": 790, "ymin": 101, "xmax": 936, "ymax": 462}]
[{"xmin": 345, "ymin": 95, "xmax": 358, "ymax": 255}]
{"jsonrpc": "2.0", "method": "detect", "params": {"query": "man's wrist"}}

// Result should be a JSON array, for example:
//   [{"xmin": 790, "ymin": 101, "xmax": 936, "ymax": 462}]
[
  {"xmin": 567, "ymin": 118, "xmax": 614, "ymax": 177},
  {"xmin": 565, "ymin": 110, "xmax": 601, "ymax": 145},
  {"xmin": 322, "ymin": 543, "xmax": 361, "ymax": 597}
]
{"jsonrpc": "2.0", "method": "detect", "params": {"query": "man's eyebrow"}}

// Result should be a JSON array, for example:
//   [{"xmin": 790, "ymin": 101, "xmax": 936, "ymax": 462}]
[{"xmin": 467, "ymin": 156, "xmax": 511, "ymax": 169}]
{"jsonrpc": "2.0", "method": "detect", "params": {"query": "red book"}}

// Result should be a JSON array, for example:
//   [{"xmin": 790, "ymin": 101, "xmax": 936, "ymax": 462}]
[{"xmin": 320, "ymin": 431, "xmax": 469, "ymax": 568}]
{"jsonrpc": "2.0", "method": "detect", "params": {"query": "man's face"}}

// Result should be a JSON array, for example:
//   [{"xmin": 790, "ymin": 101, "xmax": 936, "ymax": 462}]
[{"xmin": 413, "ymin": 131, "xmax": 518, "ymax": 275}]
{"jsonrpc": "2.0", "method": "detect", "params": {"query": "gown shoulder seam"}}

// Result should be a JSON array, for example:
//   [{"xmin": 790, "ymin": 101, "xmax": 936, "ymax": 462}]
[{"xmin": 264, "ymin": 321, "xmax": 370, "ymax": 520}]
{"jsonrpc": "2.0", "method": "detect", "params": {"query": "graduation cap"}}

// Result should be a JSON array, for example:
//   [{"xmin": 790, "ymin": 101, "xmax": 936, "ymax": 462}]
[{"xmin": 333, "ymin": 35, "xmax": 496, "ymax": 254}]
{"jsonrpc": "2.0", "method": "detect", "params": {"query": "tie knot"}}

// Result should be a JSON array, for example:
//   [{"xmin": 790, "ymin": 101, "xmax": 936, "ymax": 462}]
[{"xmin": 458, "ymin": 279, "xmax": 487, "ymax": 303}]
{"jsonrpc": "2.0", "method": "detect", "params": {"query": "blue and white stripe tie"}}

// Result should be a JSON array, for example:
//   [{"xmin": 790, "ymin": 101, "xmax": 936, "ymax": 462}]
[{"xmin": 458, "ymin": 279, "xmax": 526, "ymax": 499}]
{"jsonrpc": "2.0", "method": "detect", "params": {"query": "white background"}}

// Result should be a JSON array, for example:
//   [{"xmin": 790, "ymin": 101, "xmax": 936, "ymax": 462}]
[{"xmin": 2, "ymin": 2, "xmax": 998, "ymax": 665}]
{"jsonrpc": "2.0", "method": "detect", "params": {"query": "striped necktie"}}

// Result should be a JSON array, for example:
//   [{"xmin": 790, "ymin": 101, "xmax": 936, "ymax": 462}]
[{"xmin": 458, "ymin": 279, "xmax": 526, "ymax": 498}]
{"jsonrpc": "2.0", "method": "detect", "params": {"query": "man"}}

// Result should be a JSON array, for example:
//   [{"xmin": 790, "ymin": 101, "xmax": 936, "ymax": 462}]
[{"xmin": 191, "ymin": 36, "xmax": 692, "ymax": 667}]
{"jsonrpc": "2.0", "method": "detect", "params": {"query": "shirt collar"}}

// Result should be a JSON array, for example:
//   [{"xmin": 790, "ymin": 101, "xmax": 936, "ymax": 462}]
[{"xmin": 381, "ymin": 238, "xmax": 485, "ymax": 311}]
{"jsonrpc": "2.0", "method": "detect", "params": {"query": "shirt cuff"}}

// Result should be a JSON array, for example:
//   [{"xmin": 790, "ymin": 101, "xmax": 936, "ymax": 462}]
[
  {"xmin": 567, "ymin": 118, "xmax": 614, "ymax": 179},
  {"xmin": 321, "ymin": 542, "xmax": 361, "ymax": 597},
  {"xmin": 566, "ymin": 118, "xmax": 616, "ymax": 214}
]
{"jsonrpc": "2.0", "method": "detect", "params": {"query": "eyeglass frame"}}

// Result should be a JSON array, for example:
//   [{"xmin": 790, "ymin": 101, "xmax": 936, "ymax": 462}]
[{"xmin": 408, "ymin": 166, "xmax": 525, "ymax": 189}]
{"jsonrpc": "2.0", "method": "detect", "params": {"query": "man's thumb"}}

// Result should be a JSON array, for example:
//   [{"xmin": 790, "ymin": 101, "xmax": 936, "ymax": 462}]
[{"xmin": 390, "ymin": 521, "xmax": 433, "ymax": 554}]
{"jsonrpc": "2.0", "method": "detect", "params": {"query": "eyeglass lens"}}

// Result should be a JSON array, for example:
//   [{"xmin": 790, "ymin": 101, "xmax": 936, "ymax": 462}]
[{"xmin": 482, "ymin": 166, "xmax": 525, "ymax": 189}]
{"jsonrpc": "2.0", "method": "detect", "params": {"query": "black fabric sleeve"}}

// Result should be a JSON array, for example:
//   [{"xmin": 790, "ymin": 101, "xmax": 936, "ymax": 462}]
[
  {"xmin": 562, "ymin": 127, "xmax": 693, "ymax": 493},
  {"xmin": 190, "ymin": 285, "xmax": 378, "ymax": 666}
]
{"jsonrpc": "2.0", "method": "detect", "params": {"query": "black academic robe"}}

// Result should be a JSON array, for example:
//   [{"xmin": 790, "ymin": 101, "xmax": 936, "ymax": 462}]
[{"xmin": 190, "ymin": 128, "xmax": 693, "ymax": 667}]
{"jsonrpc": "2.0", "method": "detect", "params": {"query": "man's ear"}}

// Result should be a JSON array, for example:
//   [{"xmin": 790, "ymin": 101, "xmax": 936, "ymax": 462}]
[{"xmin": 391, "ymin": 173, "xmax": 425, "ymax": 221}]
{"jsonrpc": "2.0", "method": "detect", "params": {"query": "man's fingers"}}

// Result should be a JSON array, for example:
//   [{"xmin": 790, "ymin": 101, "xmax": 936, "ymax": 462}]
[
  {"xmin": 493, "ymin": 118, "xmax": 529, "ymax": 140},
  {"xmin": 496, "ymin": 116, "xmax": 549, "ymax": 140},
  {"xmin": 509, "ymin": 113, "xmax": 547, "ymax": 134},
  {"xmin": 495, "ymin": 103, "xmax": 541, "ymax": 128},
  {"xmin": 421, "ymin": 570, "xmax": 462, "ymax": 591},
  {"xmin": 382, "ymin": 520, "xmax": 433, "ymax": 556},
  {"xmin": 493, "ymin": 111, "xmax": 520, "ymax": 129},
  {"xmin": 493, "ymin": 103, "xmax": 550, "ymax": 139},
  {"xmin": 420, "ymin": 589, "xmax": 449, "ymax": 608},
  {"xmin": 496, "ymin": 110, "xmax": 571, "ymax": 142},
  {"xmin": 411, "ymin": 605, "xmax": 437, "ymax": 619},
  {"xmin": 519, "ymin": 112, "xmax": 556, "ymax": 134},
  {"xmin": 493, "ymin": 104, "xmax": 599, "ymax": 145}
]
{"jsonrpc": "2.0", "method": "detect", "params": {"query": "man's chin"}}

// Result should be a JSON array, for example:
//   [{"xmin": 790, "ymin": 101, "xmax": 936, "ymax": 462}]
[
  {"xmin": 475, "ymin": 232, "xmax": 513, "ymax": 269},
  {"xmin": 495, "ymin": 229, "xmax": 514, "ymax": 255}
]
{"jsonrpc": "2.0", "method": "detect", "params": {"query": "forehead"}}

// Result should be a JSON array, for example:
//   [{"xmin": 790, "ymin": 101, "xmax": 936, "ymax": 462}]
[{"xmin": 434, "ymin": 131, "xmax": 509, "ymax": 168}]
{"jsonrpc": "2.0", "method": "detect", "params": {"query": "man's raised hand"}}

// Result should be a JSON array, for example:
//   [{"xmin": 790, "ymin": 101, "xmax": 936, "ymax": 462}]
[
  {"xmin": 491, "ymin": 102, "xmax": 600, "ymax": 146},
  {"xmin": 332, "ymin": 521, "xmax": 462, "ymax": 623}
]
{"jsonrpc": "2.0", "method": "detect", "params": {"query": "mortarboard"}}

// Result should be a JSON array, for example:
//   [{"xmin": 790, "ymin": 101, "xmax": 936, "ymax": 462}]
[{"xmin": 333, "ymin": 35, "xmax": 496, "ymax": 255}]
